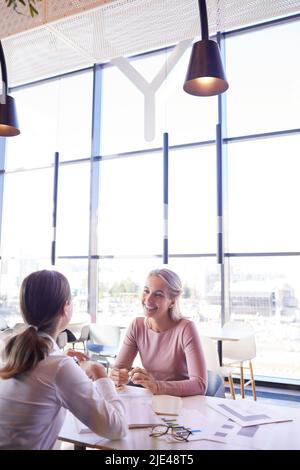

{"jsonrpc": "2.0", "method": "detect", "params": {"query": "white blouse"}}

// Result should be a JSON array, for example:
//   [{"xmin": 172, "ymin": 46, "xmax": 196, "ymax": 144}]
[{"xmin": 0, "ymin": 335, "xmax": 128, "ymax": 450}]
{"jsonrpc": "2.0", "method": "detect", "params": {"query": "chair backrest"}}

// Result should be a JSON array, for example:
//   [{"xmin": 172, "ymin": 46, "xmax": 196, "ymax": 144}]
[
  {"xmin": 89, "ymin": 324, "xmax": 121, "ymax": 348},
  {"xmin": 222, "ymin": 321, "xmax": 256, "ymax": 361},
  {"xmin": 78, "ymin": 324, "xmax": 90, "ymax": 342},
  {"xmin": 199, "ymin": 336, "xmax": 221, "ymax": 374},
  {"xmin": 56, "ymin": 331, "xmax": 68, "ymax": 349}
]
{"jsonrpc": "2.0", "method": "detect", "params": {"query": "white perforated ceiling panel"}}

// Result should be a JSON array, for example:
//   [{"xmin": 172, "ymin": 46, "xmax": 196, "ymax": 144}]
[{"xmin": 0, "ymin": 0, "xmax": 299, "ymax": 86}]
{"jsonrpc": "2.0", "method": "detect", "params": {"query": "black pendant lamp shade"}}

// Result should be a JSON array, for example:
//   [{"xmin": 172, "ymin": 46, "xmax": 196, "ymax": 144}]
[
  {"xmin": 0, "ymin": 41, "xmax": 20, "ymax": 137},
  {"xmin": 183, "ymin": 0, "xmax": 228, "ymax": 96}
]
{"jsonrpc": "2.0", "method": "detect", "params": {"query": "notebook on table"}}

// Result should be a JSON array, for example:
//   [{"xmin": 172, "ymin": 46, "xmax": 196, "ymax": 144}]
[{"xmin": 151, "ymin": 395, "xmax": 182, "ymax": 416}]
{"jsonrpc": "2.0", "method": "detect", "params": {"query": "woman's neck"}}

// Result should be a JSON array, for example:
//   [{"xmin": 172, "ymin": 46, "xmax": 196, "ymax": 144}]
[{"xmin": 148, "ymin": 316, "xmax": 176, "ymax": 333}]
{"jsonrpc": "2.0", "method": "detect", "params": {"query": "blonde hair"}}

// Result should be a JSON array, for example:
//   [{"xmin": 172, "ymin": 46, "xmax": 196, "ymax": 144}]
[
  {"xmin": 0, "ymin": 270, "xmax": 71, "ymax": 380},
  {"xmin": 147, "ymin": 268, "xmax": 183, "ymax": 321}
]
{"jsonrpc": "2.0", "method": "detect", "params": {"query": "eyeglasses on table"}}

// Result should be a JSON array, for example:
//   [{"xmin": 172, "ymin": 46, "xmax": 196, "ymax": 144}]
[{"xmin": 149, "ymin": 424, "xmax": 192, "ymax": 442}]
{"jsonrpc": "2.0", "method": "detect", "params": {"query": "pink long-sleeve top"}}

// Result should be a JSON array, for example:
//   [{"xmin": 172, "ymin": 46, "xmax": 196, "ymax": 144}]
[{"xmin": 114, "ymin": 317, "xmax": 207, "ymax": 397}]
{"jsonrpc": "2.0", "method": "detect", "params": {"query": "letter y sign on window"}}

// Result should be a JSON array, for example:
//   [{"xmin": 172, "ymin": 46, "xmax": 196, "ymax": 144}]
[{"xmin": 111, "ymin": 39, "xmax": 192, "ymax": 142}]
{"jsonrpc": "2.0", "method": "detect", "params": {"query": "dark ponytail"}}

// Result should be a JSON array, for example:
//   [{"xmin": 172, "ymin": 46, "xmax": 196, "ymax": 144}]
[
  {"xmin": 0, "ymin": 327, "xmax": 52, "ymax": 379},
  {"xmin": 0, "ymin": 270, "xmax": 71, "ymax": 379}
]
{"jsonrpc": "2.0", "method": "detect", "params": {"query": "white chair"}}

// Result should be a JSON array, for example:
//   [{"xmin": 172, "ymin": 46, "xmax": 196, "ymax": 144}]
[
  {"xmin": 86, "ymin": 324, "xmax": 121, "ymax": 371},
  {"xmin": 56, "ymin": 331, "xmax": 68, "ymax": 350},
  {"xmin": 222, "ymin": 321, "xmax": 257, "ymax": 400},
  {"xmin": 68, "ymin": 324, "xmax": 90, "ymax": 352},
  {"xmin": 200, "ymin": 335, "xmax": 236, "ymax": 399}
]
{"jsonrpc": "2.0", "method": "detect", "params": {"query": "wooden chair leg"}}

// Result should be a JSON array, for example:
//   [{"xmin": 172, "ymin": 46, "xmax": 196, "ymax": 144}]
[
  {"xmin": 249, "ymin": 360, "xmax": 257, "ymax": 401},
  {"xmin": 240, "ymin": 363, "xmax": 245, "ymax": 398},
  {"xmin": 228, "ymin": 374, "xmax": 236, "ymax": 400}
]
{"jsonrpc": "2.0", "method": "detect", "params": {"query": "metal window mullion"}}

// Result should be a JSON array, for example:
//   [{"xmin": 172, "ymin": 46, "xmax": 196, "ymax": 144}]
[
  {"xmin": 51, "ymin": 151, "xmax": 59, "ymax": 265},
  {"xmin": 0, "ymin": 138, "xmax": 6, "ymax": 259},
  {"xmin": 163, "ymin": 132, "xmax": 169, "ymax": 264},
  {"xmin": 88, "ymin": 64, "xmax": 102, "ymax": 323},
  {"xmin": 217, "ymin": 31, "xmax": 229, "ymax": 339},
  {"xmin": 219, "ymin": 32, "xmax": 230, "ymax": 327}
]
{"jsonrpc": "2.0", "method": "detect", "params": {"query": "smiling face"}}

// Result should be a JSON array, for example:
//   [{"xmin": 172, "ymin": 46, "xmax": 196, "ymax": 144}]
[{"xmin": 141, "ymin": 275, "xmax": 174, "ymax": 322}]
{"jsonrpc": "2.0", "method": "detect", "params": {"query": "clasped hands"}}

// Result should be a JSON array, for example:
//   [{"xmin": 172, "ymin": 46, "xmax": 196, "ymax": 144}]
[
  {"xmin": 65, "ymin": 350, "xmax": 158, "ymax": 393},
  {"xmin": 110, "ymin": 367, "xmax": 158, "ymax": 394}
]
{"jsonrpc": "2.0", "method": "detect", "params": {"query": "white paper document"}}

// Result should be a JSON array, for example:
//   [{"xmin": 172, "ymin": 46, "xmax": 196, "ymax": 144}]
[
  {"xmin": 123, "ymin": 401, "xmax": 162, "ymax": 428},
  {"xmin": 208, "ymin": 399, "xmax": 293, "ymax": 427},
  {"xmin": 158, "ymin": 408, "xmax": 277, "ymax": 449},
  {"xmin": 157, "ymin": 408, "xmax": 226, "ymax": 445},
  {"xmin": 75, "ymin": 401, "xmax": 162, "ymax": 433}
]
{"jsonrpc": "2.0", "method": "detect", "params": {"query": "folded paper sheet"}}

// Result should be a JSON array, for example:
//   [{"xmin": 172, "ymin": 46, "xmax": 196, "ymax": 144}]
[{"xmin": 208, "ymin": 399, "xmax": 293, "ymax": 427}]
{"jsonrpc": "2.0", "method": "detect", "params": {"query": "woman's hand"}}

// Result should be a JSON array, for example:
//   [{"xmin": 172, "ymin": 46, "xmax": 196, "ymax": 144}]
[
  {"xmin": 129, "ymin": 367, "xmax": 158, "ymax": 394},
  {"xmin": 80, "ymin": 360, "xmax": 107, "ymax": 381},
  {"xmin": 110, "ymin": 368, "xmax": 130, "ymax": 387},
  {"xmin": 65, "ymin": 348, "xmax": 89, "ymax": 363}
]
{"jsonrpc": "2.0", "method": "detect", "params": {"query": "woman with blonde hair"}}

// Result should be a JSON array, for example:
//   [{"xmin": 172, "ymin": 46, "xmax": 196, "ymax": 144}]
[
  {"xmin": 0, "ymin": 270, "xmax": 127, "ymax": 450},
  {"xmin": 111, "ymin": 268, "xmax": 207, "ymax": 397}
]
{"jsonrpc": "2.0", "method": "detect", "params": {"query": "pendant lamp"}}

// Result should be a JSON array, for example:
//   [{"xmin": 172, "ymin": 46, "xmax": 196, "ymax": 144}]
[
  {"xmin": 183, "ymin": 0, "xmax": 228, "ymax": 96},
  {"xmin": 0, "ymin": 41, "xmax": 20, "ymax": 137}
]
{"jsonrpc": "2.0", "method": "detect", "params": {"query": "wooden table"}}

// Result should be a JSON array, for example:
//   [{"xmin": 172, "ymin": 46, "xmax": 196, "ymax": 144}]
[{"xmin": 58, "ymin": 386, "xmax": 300, "ymax": 450}]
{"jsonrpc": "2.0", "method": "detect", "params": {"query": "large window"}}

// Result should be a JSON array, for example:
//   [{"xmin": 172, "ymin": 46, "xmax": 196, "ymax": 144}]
[
  {"xmin": 98, "ymin": 154, "xmax": 162, "ymax": 257},
  {"xmin": 6, "ymin": 70, "xmax": 93, "ymax": 171},
  {"xmin": 168, "ymin": 257, "xmax": 221, "ymax": 324},
  {"xmin": 0, "ymin": 71, "xmax": 93, "ymax": 326},
  {"xmin": 227, "ymin": 256, "xmax": 300, "ymax": 381},
  {"xmin": 98, "ymin": 47, "xmax": 218, "ymax": 333},
  {"xmin": 56, "ymin": 162, "xmax": 90, "ymax": 256},
  {"xmin": 0, "ymin": 16, "xmax": 299, "ymax": 385},
  {"xmin": 169, "ymin": 146, "xmax": 216, "ymax": 254},
  {"xmin": 98, "ymin": 258, "xmax": 160, "ymax": 327},
  {"xmin": 100, "ymin": 46, "xmax": 217, "ymax": 155},
  {"xmin": 227, "ymin": 134, "xmax": 300, "ymax": 253},
  {"xmin": 56, "ymin": 259, "xmax": 89, "ymax": 315},
  {"xmin": 226, "ymin": 20, "xmax": 300, "ymax": 137},
  {"xmin": 1, "ymin": 169, "xmax": 53, "ymax": 258},
  {"xmin": 0, "ymin": 258, "xmax": 50, "ymax": 327},
  {"xmin": 225, "ymin": 17, "xmax": 300, "ymax": 383}
]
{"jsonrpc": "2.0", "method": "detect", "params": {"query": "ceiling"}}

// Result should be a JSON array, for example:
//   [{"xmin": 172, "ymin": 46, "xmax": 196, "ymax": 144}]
[{"xmin": 1, "ymin": 0, "xmax": 299, "ymax": 87}]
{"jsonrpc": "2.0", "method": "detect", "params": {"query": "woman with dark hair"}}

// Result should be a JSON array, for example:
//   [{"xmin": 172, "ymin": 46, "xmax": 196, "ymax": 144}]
[
  {"xmin": 0, "ymin": 270, "xmax": 127, "ymax": 450},
  {"xmin": 111, "ymin": 268, "xmax": 208, "ymax": 397}
]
